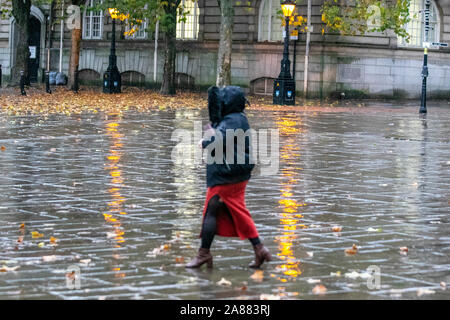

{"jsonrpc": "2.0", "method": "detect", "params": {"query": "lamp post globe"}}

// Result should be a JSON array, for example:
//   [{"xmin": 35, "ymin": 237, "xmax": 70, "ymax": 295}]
[
  {"xmin": 273, "ymin": 0, "xmax": 296, "ymax": 105},
  {"xmin": 103, "ymin": 7, "xmax": 122, "ymax": 94}
]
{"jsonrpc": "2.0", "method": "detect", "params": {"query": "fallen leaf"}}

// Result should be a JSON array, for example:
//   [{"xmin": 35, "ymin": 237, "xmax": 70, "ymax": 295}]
[
  {"xmin": 331, "ymin": 226, "xmax": 342, "ymax": 232},
  {"xmin": 17, "ymin": 236, "xmax": 24, "ymax": 243},
  {"xmin": 217, "ymin": 277, "xmax": 232, "ymax": 286},
  {"xmin": 307, "ymin": 278, "xmax": 321, "ymax": 284},
  {"xmin": 312, "ymin": 284, "xmax": 327, "ymax": 295},
  {"xmin": 0, "ymin": 265, "xmax": 20, "ymax": 272},
  {"xmin": 31, "ymin": 231, "xmax": 44, "ymax": 238},
  {"xmin": 345, "ymin": 244, "xmax": 358, "ymax": 255},
  {"xmin": 37, "ymin": 242, "xmax": 45, "ymax": 248},
  {"xmin": 345, "ymin": 271, "xmax": 371, "ymax": 279},
  {"xmin": 234, "ymin": 281, "xmax": 248, "ymax": 291},
  {"xmin": 330, "ymin": 271, "xmax": 341, "ymax": 277},
  {"xmin": 399, "ymin": 246, "xmax": 408, "ymax": 253},
  {"xmin": 367, "ymin": 227, "xmax": 380, "ymax": 232},
  {"xmin": 306, "ymin": 251, "xmax": 314, "ymax": 258},
  {"xmin": 50, "ymin": 236, "xmax": 58, "ymax": 244},
  {"xmin": 147, "ymin": 248, "xmax": 162, "ymax": 257},
  {"xmin": 106, "ymin": 232, "xmax": 116, "ymax": 238},
  {"xmin": 260, "ymin": 293, "xmax": 281, "ymax": 300},
  {"xmin": 250, "ymin": 270, "xmax": 264, "ymax": 282},
  {"xmin": 417, "ymin": 288, "xmax": 435, "ymax": 297},
  {"xmin": 80, "ymin": 259, "xmax": 91, "ymax": 265},
  {"xmin": 0, "ymin": 146, "xmax": 5, "ymax": 151},
  {"xmin": 66, "ymin": 271, "xmax": 76, "ymax": 281},
  {"xmin": 175, "ymin": 257, "xmax": 185, "ymax": 263},
  {"xmin": 42, "ymin": 255, "xmax": 58, "ymax": 262}
]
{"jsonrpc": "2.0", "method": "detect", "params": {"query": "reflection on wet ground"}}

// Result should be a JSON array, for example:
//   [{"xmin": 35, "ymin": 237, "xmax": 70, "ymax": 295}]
[{"xmin": 0, "ymin": 105, "xmax": 449, "ymax": 299}]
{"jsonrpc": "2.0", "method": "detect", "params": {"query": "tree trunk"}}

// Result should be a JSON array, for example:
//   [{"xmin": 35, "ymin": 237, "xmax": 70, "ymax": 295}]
[
  {"xmin": 68, "ymin": 28, "xmax": 81, "ymax": 90},
  {"xmin": 216, "ymin": 0, "xmax": 234, "ymax": 87},
  {"xmin": 160, "ymin": 1, "xmax": 178, "ymax": 95},
  {"xmin": 11, "ymin": 0, "xmax": 31, "ymax": 85},
  {"xmin": 160, "ymin": 29, "xmax": 177, "ymax": 95},
  {"xmin": 68, "ymin": 0, "xmax": 83, "ymax": 90}
]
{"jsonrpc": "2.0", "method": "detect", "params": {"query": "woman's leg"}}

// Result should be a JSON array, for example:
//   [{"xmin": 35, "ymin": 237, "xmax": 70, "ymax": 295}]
[
  {"xmin": 200, "ymin": 194, "xmax": 225, "ymax": 249},
  {"xmin": 186, "ymin": 194, "xmax": 226, "ymax": 268},
  {"xmin": 248, "ymin": 237, "xmax": 261, "ymax": 246}
]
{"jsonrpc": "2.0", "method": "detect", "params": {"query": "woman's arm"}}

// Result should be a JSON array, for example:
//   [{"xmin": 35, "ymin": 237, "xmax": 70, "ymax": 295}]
[{"xmin": 201, "ymin": 117, "xmax": 231, "ymax": 149}]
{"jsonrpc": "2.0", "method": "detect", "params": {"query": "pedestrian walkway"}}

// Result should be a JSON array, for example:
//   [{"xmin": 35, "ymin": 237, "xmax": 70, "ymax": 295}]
[{"xmin": 0, "ymin": 103, "xmax": 448, "ymax": 299}]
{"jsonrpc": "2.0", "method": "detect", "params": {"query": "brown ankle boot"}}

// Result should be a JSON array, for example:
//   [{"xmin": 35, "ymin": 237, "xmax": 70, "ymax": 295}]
[
  {"xmin": 249, "ymin": 244, "xmax": 272, "ymax": 268},
  {"xmin": 186, "ymin": 248, "xmax": 213, "ymax": 268}
]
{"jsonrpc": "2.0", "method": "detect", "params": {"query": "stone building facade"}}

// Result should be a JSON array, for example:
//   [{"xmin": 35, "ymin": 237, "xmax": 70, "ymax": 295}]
[{"xmin": 1, "ymin": 0, "xmax": 450, "ymax": 98}]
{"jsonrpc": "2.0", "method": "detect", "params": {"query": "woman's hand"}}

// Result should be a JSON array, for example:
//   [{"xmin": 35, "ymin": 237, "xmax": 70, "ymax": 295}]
[
  {"xmin": 203, "ymin": 123, "xmax": 215, "ymax": 139},
  {"xmin": 197, "ymin": 139, "xmax": 204, "ymax": 149},
  {"xmin": 204, "ymin": 128, "xmax": 215, "ymax": 137}
]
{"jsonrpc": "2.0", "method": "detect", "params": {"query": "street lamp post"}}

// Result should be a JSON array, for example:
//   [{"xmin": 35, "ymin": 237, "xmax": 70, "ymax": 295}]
[
  {"xmin": 103, "ymin": 7, "xmax": 121, "ymax": 94},
  {"xmin": 419, "ymin": 0, "xmax": 431, "ymax": 114},
  {"xmin": 273, "ymin": 0, "xmax": 296, "ymax": 105}
]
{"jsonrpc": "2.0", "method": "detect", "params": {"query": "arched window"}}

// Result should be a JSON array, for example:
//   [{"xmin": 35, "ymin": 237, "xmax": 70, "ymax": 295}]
[
  {"xmin": 398, "ymin": 0, "xmax": 440, "ymax": 47},
  {"xmin": 83, "ymin": 0, "xmax": 103, "ymax": 39},
  {"xmin": 176, "ymin": 0, "xmax": 199, "ymax": 40},
  {"xmin": 258, "ymin": 0, "xmax": 283, "ymax": 42}
]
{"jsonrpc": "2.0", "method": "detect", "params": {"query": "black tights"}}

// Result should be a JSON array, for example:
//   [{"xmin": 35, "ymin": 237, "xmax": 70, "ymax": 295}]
[{"xmin": 201, "ymin": 195, "xmax": 261, "ymax": 249}]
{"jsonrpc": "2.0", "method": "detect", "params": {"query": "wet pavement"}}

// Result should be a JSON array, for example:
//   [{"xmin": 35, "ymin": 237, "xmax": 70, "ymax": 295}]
[{"xmin": 0, "ymin": 102, "xmax": 449, "ymax": 300}]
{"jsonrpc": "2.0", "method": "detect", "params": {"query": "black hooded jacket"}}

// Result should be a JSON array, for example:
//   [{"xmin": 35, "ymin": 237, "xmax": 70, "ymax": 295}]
[{"xmin": 202, "ymin": 86, "xmax": 255, "ymax": 187}]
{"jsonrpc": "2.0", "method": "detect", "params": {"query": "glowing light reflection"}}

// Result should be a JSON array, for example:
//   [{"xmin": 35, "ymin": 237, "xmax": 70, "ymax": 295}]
[
  {"xmin": 274, "ymin": 114, "xmax": 306, "ymax": 283},
  {"xmin": 104, "ymin": 113, "xmax": 128, "ymax": 279}
]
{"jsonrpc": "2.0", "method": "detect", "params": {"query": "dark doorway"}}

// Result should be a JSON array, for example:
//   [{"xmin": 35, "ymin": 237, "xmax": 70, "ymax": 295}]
[{"xmin": 28, "ymin": 17, "xmax": 41, "ymax": 83}]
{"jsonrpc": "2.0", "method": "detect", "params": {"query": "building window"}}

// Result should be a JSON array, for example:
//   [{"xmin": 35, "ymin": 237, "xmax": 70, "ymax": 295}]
[
  {"xmin": 398, "ymin": 0, "xmax": 440, "ymax": 47},
  {"xmin": 258, "ymin": 0, "xmax": 283, "ymax": 42},
  {"xmin": 125, "ymin": 19, "xmax": 148, "ymax": 39},
  {"xmin": 176, "ymin": 0, "xmax": 199, "ymax": 40},
  {"xmin": 83, "ymin": 0, "xmax": 103, "ymax": 39}
]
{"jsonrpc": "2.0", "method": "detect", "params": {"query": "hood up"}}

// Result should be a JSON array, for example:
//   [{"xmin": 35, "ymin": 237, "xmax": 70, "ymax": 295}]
[
  {"xmin": 207, "ymin": 86, "xmax": 222, "ymax": 126},
  {"xmin": 220, "ymin": 86, "xmax": 247, "ymax": 117}
]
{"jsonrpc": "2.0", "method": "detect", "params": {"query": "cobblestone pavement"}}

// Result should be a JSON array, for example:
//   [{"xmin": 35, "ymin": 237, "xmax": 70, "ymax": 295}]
[{"xmin": 0, "ymin": 102, "xmax": 449, "ymax": 300}]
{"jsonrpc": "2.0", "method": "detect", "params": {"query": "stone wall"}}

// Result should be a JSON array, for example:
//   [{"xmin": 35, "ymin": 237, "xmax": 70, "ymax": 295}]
[{"xmin": 0, "ymin": 0, "xmax": 450, "ymax": 99}]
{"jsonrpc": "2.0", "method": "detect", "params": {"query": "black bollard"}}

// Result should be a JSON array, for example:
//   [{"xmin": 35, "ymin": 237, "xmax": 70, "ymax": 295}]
[
  {"xmin": 73, "ymin": 69, "xmax": 79, "ymax": 93},
  {"xmin": 45, "ymin": 71, "xmax": 52, "ymax": 94},
  {"xmin": 0, "ymin": 64, "xmax": 2, "ymax": 89},
  {"xmin": 20, "ymin": 70, "xmax": 26, "ymax": 96}
]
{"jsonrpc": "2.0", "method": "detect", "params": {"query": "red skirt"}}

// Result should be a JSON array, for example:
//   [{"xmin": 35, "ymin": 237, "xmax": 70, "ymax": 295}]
[{"xmin": 200, "ymin": 180, "xmax": 259, "ymax": 240}]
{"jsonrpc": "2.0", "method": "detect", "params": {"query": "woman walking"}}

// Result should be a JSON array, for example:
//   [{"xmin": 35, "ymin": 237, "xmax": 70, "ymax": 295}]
[{"xmin": 186, "ymin": 86, "xmax": 272, "ymax": 269}]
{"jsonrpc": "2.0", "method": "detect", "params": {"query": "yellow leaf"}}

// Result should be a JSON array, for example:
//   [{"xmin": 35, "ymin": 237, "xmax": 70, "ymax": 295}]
[
  {"xmin": 250, "ymin": 270, "xmax": 264, "ymax": 282},
  {"xmin": 31, "ymin": 231, "xmax": 44, "ymax": 238}
]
